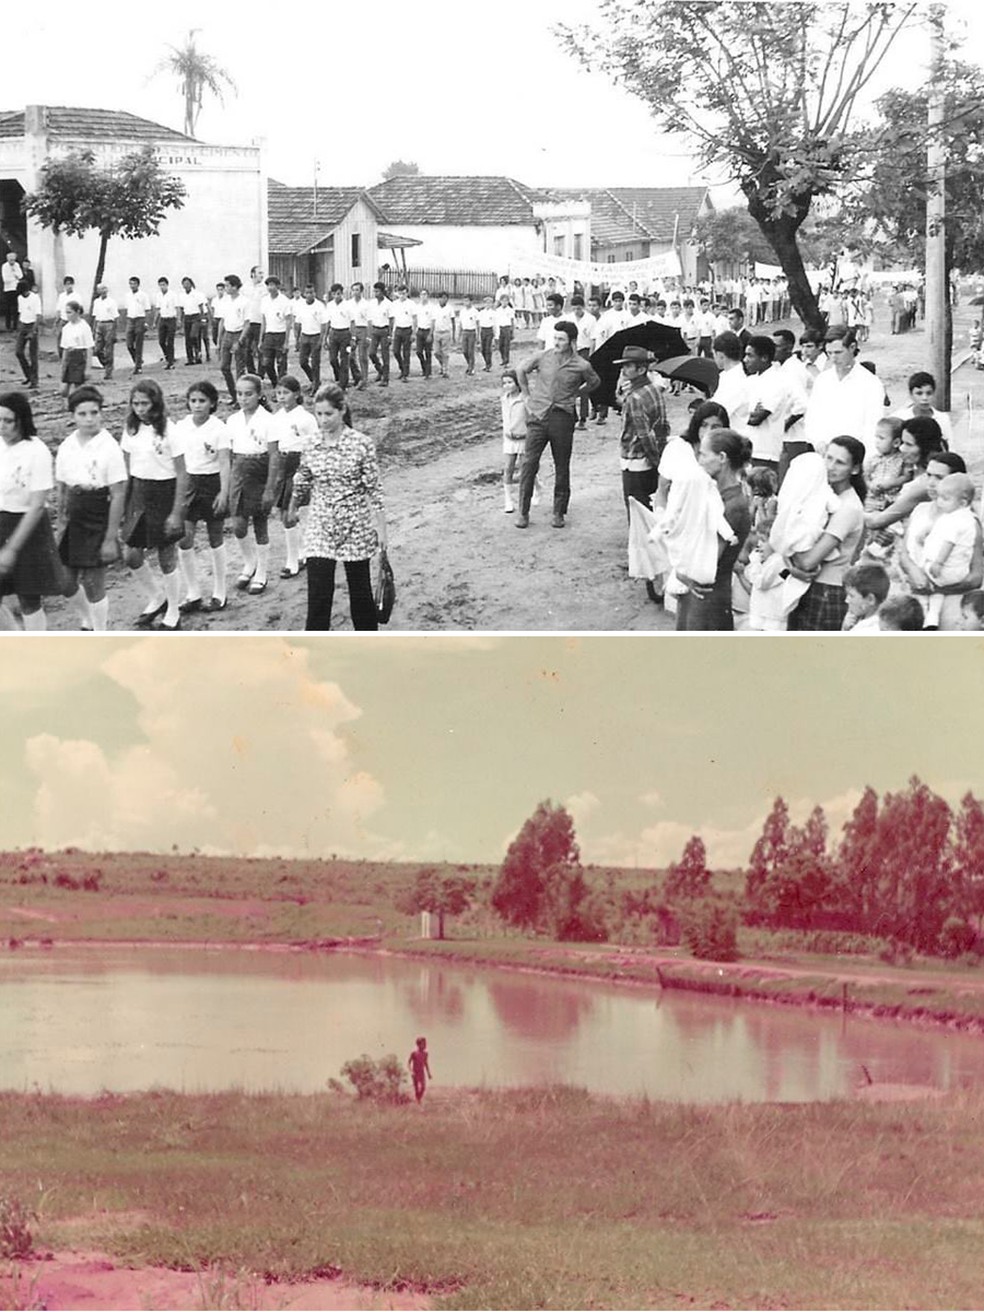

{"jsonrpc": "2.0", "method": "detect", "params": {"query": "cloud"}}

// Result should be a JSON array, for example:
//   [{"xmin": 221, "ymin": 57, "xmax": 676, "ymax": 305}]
[
  {"xmin": 565, "ymin": 791, "xmax": 600, "ymax": 826},
  {"xmin": 640, "ymin": 790, "xmax": 663, "ymax": 808},
  {"xmin": 23, "ymin": 640, "xmax": 387, "ymax": 858}
]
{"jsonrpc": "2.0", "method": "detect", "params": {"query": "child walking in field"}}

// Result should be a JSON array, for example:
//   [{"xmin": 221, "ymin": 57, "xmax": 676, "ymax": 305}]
[
  {"xmin": 409, "ymin": 1037, "xmax": 432, "ymax": 1103},
  {"xmin": 501, "ymin": 369, "xmax": 527, "ymax": 514},
  {"xmin": 172, "ymin": 380, "xmax": 231, "ymax": 613},
  {"xmin": 270, "ymin": 375, "xmax": 318, "ymax": 579},
  {"xmin": 54, "ymin": 386, "xmax": 127, "ymax": 631},
  {"xmin": 121, "ymin": 379, "xmax": 185, "ymax": 630},
  {"xmin": 0, "ymin": 391, "xmax": 63, "ymax": 629},
  {"xmin": 60, "ymin": 301, "xmax": 95, "ymax": 400}
]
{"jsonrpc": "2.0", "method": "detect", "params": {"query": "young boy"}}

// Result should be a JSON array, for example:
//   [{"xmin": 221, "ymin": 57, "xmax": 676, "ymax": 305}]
[
  {"xmin": 55, "ymin": 276, "xmax": 80, "ymax": 357},
  {"xmin": 125, "ymin": 276, "xmax": 152, "ymax": 374},
  {"xmin": 893, "ymin": 371, "xmax": 953, "ymax": 447},
  {"xmin": 458, "ymin": 294, "xmax": 478, "ymax": 375},
  {"xmin": 408, "ymin": 1036, "xmax": 432, "ymax": 1103},
  {"xmin": 842, "ymin": 561, "xmax": 891, "ymax": 633},
  {"xmin": 878, "ymin": 594, "xmax": 925, "ymax": 631},
  {"xmin": 477, "ymin": 296, "xmax": 497, "ymax": 372},
  {"xmin": 958, "ymin": 590, "xmax": 984, "ymax": 631},
  {"xmin": 15, "ymin": 279, "xmax": 42, "ymax": 388},
  {"xmin": 432, "ymin": 291, "xmax": 456, "ymax": 378},
  {"xmin": 155, "ymin": 276, "xmax": 178, "ymax": 369},
  {"xmin": 922, "ymin": 472, "xmax": 978, "ymax": 626}
]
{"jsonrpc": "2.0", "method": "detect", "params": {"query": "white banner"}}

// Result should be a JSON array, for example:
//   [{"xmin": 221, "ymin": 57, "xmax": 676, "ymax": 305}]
[
  {"xmin": 504, "ymin": 245, "xmax": 682, "ymax": 287},
  {"xmin": 754, "ymin": 261, "xmax": 783, "ymax": 279}
]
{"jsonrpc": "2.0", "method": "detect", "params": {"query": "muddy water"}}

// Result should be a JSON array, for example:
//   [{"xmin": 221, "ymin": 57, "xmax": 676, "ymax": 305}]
[{"xmin": 2, "ymin": 945, "xmax": 983, "ymax": 1100}]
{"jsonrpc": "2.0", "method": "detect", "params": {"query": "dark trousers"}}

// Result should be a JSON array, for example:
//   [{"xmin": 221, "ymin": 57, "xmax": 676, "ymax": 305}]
[
  {"xmin": 305, "ymin": 557, "xmax": 378, "ymax": 631},
  {"xmin": 298, "ymin": 333, "xmax": 322, "ymax": 388},
  {"xmin": 697, "ymin": 336, "xmax": 713, "ymax": 359},
  {"xmin": 158, "ymin": 317, "xmax": 176, "ymax": 365},
  {"xmin": 519, "ymin": 408, "xmax": 576, "ymax": 517},
  {"xmin": 480, "ymin": 327, "xmax": 495, "ymax": 369},
  {"xmin": 220, "ymin": 329, "xmax": 242, "ymax": 402},
  {"xmin": 95, "ymin": 322, "xmax": 116, "ymax": 378},
  {"xmin": 241, "ymin": 321, "xmax": 261, "ymax": 373},
  {"xmin": 126, "ymin": 317, "xmax": 146, "ymax": 368},
  {"xmin": 461, "ymin": 329, "xmax": 476, "ymax": 373},
  {"xmin": 370, "ymin": 327, "xmax": 391, "ymax": 381},
  {"xmin": 15, "ymin": 324, "xmax": 38, "ymax": 384},
  {"xmin": 184, "ymin": 313, "xmax": 203, "ymax": 364},
  {"xmin": 2, "ymin": 289, "xmax": 17, "ymax": 331},
  {"xmin": 260, "ymin": 331, "xmax": 287, "ymax": 386},
  {"xmin": 392, "ymin": 326, "xmax": 412, "ymax": 379},
  {"xmin": 622, "ymin": 467, "xmax": 660, "ymax": 516},
  {"xmin": 329, "ymin": 328, "xmax": 352, "ymax": 388},
  {"xmin": 415, "ymin": 327, "xmax": 433, "ymax": 377},
  {"xmin": 498, "ymin": 325, "xmax": 513, "ymax": 365}
]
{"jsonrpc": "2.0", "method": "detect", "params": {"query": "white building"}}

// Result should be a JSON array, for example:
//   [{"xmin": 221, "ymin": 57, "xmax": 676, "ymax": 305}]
[{"xmin": 0, "ymin": 105, "xmax": 266, "ymax": 314}]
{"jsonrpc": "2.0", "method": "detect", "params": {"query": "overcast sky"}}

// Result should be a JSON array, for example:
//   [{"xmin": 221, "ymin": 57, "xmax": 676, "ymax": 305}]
[
  {"xmin": 2, "ymin": 636, "xmax": 983, "ymax": 868},
  {"xmin": 5, "ymin": 0, "xmax": 983, "ymax": 193}
]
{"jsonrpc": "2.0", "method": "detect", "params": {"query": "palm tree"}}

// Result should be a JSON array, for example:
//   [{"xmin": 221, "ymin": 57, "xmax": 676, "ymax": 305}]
[{"xmin": 153, "ymin": 30, "xmax": 236, "ymax": 140}]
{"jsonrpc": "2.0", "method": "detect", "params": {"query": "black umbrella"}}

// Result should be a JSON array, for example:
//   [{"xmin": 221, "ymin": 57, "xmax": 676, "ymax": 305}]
[
  {"xmin": 969, "ymin": 294, "xmax": 984, "ymax": 307},
  {"xmin": 589, "ymin": 322, "xmax": 688, "ymax": 411},
  {"xmin": 655, "ymin": 354, "xmax": 720, "ymax": 396}
]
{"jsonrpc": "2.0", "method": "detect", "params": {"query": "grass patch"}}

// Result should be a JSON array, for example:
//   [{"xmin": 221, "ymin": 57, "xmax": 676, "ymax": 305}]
[{"xmin": 4, "ymin": 1087, "xmax": 984, "ymax": 1307}]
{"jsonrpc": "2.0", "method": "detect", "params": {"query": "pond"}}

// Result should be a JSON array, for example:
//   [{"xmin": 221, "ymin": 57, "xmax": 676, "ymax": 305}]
[{"xmin": 1, "ymin": 945, "xmax": 982, "ymax": 1101}]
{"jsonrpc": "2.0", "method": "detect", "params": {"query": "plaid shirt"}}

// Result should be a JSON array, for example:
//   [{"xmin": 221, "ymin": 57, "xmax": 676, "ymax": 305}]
[{"xmin": 619, "ymin": 379, "xmax": 669, "ymax": 469}]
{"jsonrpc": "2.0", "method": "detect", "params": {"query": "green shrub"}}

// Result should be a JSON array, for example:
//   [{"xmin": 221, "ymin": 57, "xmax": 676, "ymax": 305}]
[
  {"xmin": 938, "ymin": 917, "xmax": 978, "ymax": 960},
  {"xmin": 338, "ymin": 1054, "xmax": 410, "ymax": 1104},
  {"xmin": 679, "ymin": 898, "xmax": 739, "ymax": 962},
  {"xmin": 0, "ymin": 1195, "xmax": 36, "ymax": 1259}
]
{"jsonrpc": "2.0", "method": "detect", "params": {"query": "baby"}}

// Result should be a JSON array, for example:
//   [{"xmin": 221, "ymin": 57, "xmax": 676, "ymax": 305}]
[
  {"xmin": 878, "ymin": 594, "xmax": 925, "ymax": 631},
  {"xmin": 921, "ymin": 473, "xmax": 978, "ymax": 627},
  {"xmin": 863, "ymin": 417, "xmax": 908, "ymax": 559},
  {"xmin": 959, "ymin": 590, "xmax": 984, "ymax": 631}
]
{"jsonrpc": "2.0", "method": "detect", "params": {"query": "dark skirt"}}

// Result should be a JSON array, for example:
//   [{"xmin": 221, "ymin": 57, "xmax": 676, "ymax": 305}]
[
  {"xmin": 0, "ymin": 510, "xmax": 66, "ymax": 598},
  {"xmin": 788, "ymin": 580, "xmax": 847, "ymax": 631},
  {"xmin": 60, "ymin": 486, "xmax": 111, "ymax": 569},
  {"xmin": 60, "ymin": 348, "xmax": 87, "ymax": 385},
  {"xmin": 274, "ymin": 450, "xmax": 301, "ymax": 512},
  {"xmin": 675, "ymin": 584, "xmax": 735, "ymax": 632},
  {"xmin": 181, "ymin": 471, "xmax": 224, "ymax": 525},
  {"xmin": 229, "ymin": 453, "xmax": 270, "ymax": 519},
  {"xmin": 121, "ymin": 477, "xmax": 178, "ymax": 550}
]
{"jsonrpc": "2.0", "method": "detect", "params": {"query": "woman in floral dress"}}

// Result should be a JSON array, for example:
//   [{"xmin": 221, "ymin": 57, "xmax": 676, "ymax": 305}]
[{"xmin": 290, "ymin": 382, "xmax": 386, "ymax": 631}]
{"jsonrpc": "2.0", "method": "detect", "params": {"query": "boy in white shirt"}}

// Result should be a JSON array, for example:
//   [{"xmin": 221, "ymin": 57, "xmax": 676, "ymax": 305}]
[
  {"xmin": 458, "ymin": 295, "xmax": 479, "ymax": 375},
  {"xmin": 295, "ymin": 285, "xmax": 327, "ymax": 391},
  {"xmin": 125, "ymin": 276, "xmax": 152, "ymax": 375},
  {"xmin": 346, "ymin": 281, "xmax": 372, "ymax": 389},
  {"xmin": 477, "ymin": 296, "xmax": 497, "ymax": 371},
  {"xmin": 325, "ymin": 283, "xmax": 354, "ymax": 388},
  {"xmin": 432, "ymin": 292, "xmax": 456, "ymax": 378},
  {"xmin": 892, "ymin": 370, "xmax": 953, "ymax": 448},
  {"xmin": 155, "ymin": 276, "xmax": 178, "ymax": 369},
  {"xmin": 259, "ymin": 275, "xmax": 292, "ymax": 386},
  {"xmin": 91, "ymin": 284, "xmax": 119, "ymax": 381},
  {"xmin": 414, "ymin": 289, "xmax": 436, "ymax": 378},
  {"xmin": 56, "ymin": 276, "xmax": 80, "ymax": 357},
  {"xmin": 368, "ymin": 282, "xmax": 394, "ymax": 386},
  {"xmin": 842, "ymin": 562, "xmax": 891, "ymax": 633},
  {"xmin": 390, "ymin": 286, "xmax": 416, "ymax": 382},
  {"xmin": 15, "ymin": 280, "xmax": 43, "ymax": 388},
  {"xmin": 495, "ymin": 295, "xmax": 515, "ymax": 366}
]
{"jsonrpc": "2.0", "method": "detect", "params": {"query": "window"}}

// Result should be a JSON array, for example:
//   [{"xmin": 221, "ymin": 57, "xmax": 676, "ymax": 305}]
[
  {"xmin": 624, "ymin": 250, "xmax": 634, "ymax": 262},
  {"xmin": 351, "ymin": 233, "xmax": 361, "ymax": 268},
  {"xmin": 573, "ymin": 234, "xmax": 583, "ymax": 261},
  {"xmin": 554, "ymin": 235, "xmax": 565, "ymax": 257},
  {"xmin": 607, "ymin": 254, "xmax": 617, "ymax": 264}
]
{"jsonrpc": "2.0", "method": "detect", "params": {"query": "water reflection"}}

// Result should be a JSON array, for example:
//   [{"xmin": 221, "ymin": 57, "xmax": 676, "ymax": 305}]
[{"xmin": 1, "ymin": 946, "xmax": 983, "ymax": 1101}]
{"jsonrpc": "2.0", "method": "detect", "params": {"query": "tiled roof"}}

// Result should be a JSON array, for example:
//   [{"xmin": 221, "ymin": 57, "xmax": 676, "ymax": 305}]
[
  {"xmin": 556, "ymin": 187, "xmax": 710, "ymax": 246},
  {"xmin": 267, "ymin": 185, "xmax": 380, "ymax": 255},
  {"xmin": 0, "ymin": 106, "xmax": 194, "ymax": 142},
  {"xmin": 367, "ymin": 176, "xmax": 557, "ymax": 226}
]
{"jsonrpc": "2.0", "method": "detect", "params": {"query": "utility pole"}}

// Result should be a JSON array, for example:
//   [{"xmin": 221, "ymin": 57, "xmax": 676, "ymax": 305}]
[{"xmin": 926, "ymin": 2, "xmax": 949, "ymax": 408}]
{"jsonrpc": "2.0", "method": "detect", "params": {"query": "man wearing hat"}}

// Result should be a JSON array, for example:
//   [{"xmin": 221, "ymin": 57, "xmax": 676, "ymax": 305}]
[{"xmin": 614, "ymin": 345, "xmax": 669, "ymax": 515}]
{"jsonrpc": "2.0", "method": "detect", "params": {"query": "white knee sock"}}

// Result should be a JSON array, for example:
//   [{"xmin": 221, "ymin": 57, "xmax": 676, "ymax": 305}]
[
  {"xmin": 91, "ymin": 596, "xmax": 109, "ymax": 631},
  {"xmin": 238, "ymin": 534, "xmax": 258, "ymax": 577},
  {"xmin": 255, "ymin": 542, "xmax": 271, "ymax": 586},
  {"xmin": 210, "ymin": 544, "xmax": 228, "ymax": 603},
  {"xmin": 284, "ymin": 525, "xmax": 301, "ymax": 572},
  {"xmin": 178, "ymin": 546, "xmax": 201, "ymax": 602},
  {"xmin": 22, "ymin": 608, "xmax": 47, "ymax": 631},
  {"xmin": 132, "ymin": 561, "xmax": 164, "ymax": 610},
  {"xmin": 67, "ymin": 586, "xmax": 95, "ymax": 630},
  {"xmin": 162, "ymin": 569, "xmax": 181, "ymax": 625}
]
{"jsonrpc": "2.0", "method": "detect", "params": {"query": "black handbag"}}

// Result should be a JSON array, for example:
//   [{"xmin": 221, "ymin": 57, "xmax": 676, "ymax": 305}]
[{"xmin": 374, "ymin": 549, "xmax": 395, "ymax": 624}]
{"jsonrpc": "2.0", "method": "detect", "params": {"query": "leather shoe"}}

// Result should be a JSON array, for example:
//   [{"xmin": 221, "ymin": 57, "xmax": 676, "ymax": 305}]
[
  {"xmin": 552, "ymin": 514, "xmax": 565, "ymax": 528},
  {"xmin": 515, "ymin": 513, "xmax": 529, "ymax": 528}
]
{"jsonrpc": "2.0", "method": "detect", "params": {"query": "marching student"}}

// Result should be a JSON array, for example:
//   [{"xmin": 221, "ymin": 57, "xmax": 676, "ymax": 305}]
[
  {"xmin": 226, "ymin": 373, "xmax": 279, "ymax": 594},
  {"xmin": 414, "ymin": 289, "xmax": 436, "ymax": 379},
  {"xmin": 125, "ymin": 275, "xmax": 152, "ymax": 375},
  {"xmin": 0, "ymin": 391, "xmax": 62, "ymax": 630},
  {"xmin": 259, "ymin": 275, "xmax": 292, "ymax": 387},
  {"xmin": 120, "ymin": 379, "xmax": 185, "ymax": 630},
  {"xmin": 458, "ymin": 294, "xmax": 479, "ymax": 375},
  {"xmin": 55, "ymin": 275, "xmax": 80, "ymax": 358},
  {"xmin": 178, "ymin": 277, "xmax": 207, "ymax": 366},
  {"xmin": 54, "ymin": 386, "xmax": 127, "ymax": 631},
  {"xmin": 368, "ymin": 282, "xmax": 394, "ymax": 386},
  {"xmin": 155, "ymin": 276, "xmax": 178, "ymax": 369},
  {"xmin": 171, "ymin": 379, "xmax": 231, "ymax": 613},
  {"xmin": 390, "ymin": 285, "xmax": 416, "ymax": 382},
  {"xmin": 92, "ymin": 284, "xmax": 119, "ymax": 381},
  {"xmin": 325, "ymin": 283, "xmax": 354, "ymax": 388},
  {"xmin": 432, "ymin": 292, "xmax": 456, "ymax": 378},
  {"xmin": 219, "ymin": 274, "xmax": 249, "ymax": 406},
  {"xmin": 15, "ymin": 279, "xmax": 42, "ymax": 388},
  {"xmin": 477, "ymin": 296, "xmax": 497, "ymax": 372},
  {"xmin": 270, "ymin": 374, "xmax": 318, "ymax": 579},
  {"xmin": 242, "ymin": 266, "xmax": 266, "ymax": 375},
  {"xmin": 295, "ymin": 284, "xmax": 327, "ymax": 391},
  {"xmin": 209, "ymin": 282, "xmax": 227, "ymax": 352},
  {"xmin": 346, "ymin": 281, "xmax": 372, "ymax": 389},
  {"xmin": 59, "ymin": 301, "xmax": 95, "ymax": 399}
]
